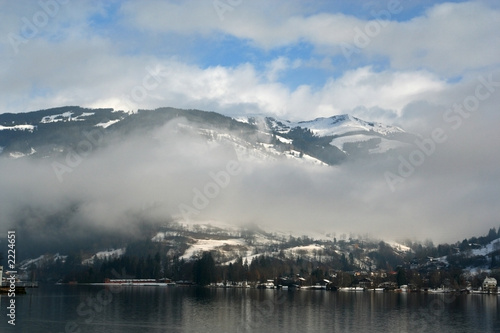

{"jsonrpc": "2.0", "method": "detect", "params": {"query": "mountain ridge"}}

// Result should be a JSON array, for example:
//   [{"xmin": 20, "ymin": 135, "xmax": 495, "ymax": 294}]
[
  {"xmin": 11, "ymin": 221, "xmax": 500, "ymax": 288},
  {"xmin": 0, "ymin": 106, "xmax": 415, "ymax": 164}
]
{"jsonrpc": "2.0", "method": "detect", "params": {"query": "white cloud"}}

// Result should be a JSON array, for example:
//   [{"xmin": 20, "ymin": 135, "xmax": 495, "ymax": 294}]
[
  {"xmin": 120, "ymin": 0, "xmax": 361, "ymax": 48},
  {"xmin": 0, "ymin": 0, "xmax": 497, "ymax": 121},
  {"xmin": 264, "ymin": 57, "xmax": 289, "ymax": 82},
  {"xmin": 375, "ymin": 2, "xmax": 500, "ymax": 76},
  {"xmin": 122, "ymin": 1, "xmax": 500, "ymax": 76},
  {"xmin": 0, "ymin": 32, "xmax": 448, "ymax": 124},
  {"xmin": 0, "ymin": 0, "xmax": 499, "ymax": 244}
]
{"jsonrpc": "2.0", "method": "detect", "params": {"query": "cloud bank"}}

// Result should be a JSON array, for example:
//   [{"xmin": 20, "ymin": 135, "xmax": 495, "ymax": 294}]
[{"xmin": 0, "ymin": 0, "xmax": 499, "ymax": 247}]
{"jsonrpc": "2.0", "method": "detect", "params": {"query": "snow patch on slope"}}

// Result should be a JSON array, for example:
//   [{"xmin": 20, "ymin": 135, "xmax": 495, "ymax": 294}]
[
  {"xmin": 294, "ymin": 115, "xmax": 404, "ymax": 137},
  {"xmin": 275, "ymin": 135, "xmax": 292, "ymax": 144},
  {"xmin": 40, "ymin": 111, "xmax": 94, "ymax": 123},
  {"xmin": 0, "ymin": 124, "xmax": 36, "ymax": 132},
  {"xmin": 95, "ymin": 119, "xmax": 121, "ymax": 128},
  {"xmin": 330, "ymin": 134, "xmax": 409, "ymax": 154},
  {"xmin": 471, "ymin": 239, "xmax": 500, "ymax": 257},
  {"xmin": 9, "ymin": 147, "xmax": 36, "ymax": 159},
  {"xmin": 269, "ymin": 114, "xmax": 404, "ymax": 138},
  {"xmin": 41, "ymin": 111, "xmax": 74, "ymax": 123},
  {"xmin": 82, "ymin": 248, "xmax": 126, "ymax": 265},
  {"xmin": 73, "ymin": 112, "xmax": 95, "ymax": 120},
  {"xmin": 330, "ymin": 134, "xmax": 374, "ymax": 152},
  {"xmin": 387, "ymin": 241, "xmax": 412, "ymax": 253},
  {"xmin": 19, "ymin": 253, "xmax": 67, "ymax": 270},
  {"xmin": 368, "ymin": 138, "xmax": 410, "ymax": 154},
  {"xmin": 181, "ymin": 238, "xmax": 247, "ymax": 260},
  {"xmin": 283, "ymin": 149, "xmax": 328, "ymax": 166},
  {"xmin": 232, "ymin": 117, "xmax": 250, "ymax": 124}
]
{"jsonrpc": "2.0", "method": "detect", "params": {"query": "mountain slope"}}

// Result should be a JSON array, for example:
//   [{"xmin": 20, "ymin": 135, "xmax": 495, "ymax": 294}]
[
  {"xmin": 267, "ymin": 114, "xmax": 404, "ymax": 137},
  {"xmin": 14, "ymin": 218, "xmax": 500, "ymax": 288},
  {"xmin": 0, "ymin": 107, "xmax": 414, "ymax": 165}
]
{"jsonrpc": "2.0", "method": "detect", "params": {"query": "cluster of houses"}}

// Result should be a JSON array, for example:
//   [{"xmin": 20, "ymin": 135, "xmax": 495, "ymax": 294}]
[
  {"xmin": 207, "ymin": 273, "xmax": 499, "ymax": 294},
  {"xmin": 1, "ymin": 262, "xmax": 498, "ymax": 294}
]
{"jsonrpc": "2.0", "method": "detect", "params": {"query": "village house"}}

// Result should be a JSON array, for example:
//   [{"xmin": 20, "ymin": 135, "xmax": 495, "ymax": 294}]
[
  {"xmin": 370, "ymin": 270, "xmax": 387, "ymax": 278},
  {"xmin": 482, "ymin": 277, "xmax": 497, "ymax": 293},
  {"xmin": 358, "ymin": 277, "xmax": 373, "ymax": 289}
]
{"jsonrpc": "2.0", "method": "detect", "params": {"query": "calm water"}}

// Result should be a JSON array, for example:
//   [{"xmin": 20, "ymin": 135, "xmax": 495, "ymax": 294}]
[{"xmin": 1, "ymin": 285, "xmax": 499, "ymax": 332}]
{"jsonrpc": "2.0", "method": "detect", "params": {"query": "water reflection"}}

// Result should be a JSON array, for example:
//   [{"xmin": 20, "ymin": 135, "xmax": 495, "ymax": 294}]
[{"xmin": 1, "ymin": 286, "xmax": 499, "ymax": 333}]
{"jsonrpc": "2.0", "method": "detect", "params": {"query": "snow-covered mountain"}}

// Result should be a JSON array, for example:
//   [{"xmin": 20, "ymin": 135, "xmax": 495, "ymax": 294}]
[
  {"xmin": 0, "ymin": 107, "xmax": 414, "ymax": 164},
  {"xmin": 17, "ymin": 218, "xmax": 500, "ymax": 284},
  {"xmin": 264, "ymin": 114, "xmax": 410, "ymax": 155},
  {"xmin": 17, "ymin": 219, "xmax": 410, "ymax": 272},
  {"xmin": 266, "ymin": 114, "xmax": 404, "ymax": 137}
]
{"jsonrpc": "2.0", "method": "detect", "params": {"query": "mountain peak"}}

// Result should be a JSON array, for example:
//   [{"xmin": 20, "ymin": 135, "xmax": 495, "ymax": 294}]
[
  {"xmin": 268, "ymin": 113, "xmax": 404, "ymax": 138},
  {"xmin": 1, "ymin": 107, "xmax": 411, "ymax": 163}
]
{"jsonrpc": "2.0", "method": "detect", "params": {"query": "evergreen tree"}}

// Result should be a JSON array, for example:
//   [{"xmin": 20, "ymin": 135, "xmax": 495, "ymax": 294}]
[
  {"xmin": 487, "ymin": 228, "xmax": 497, "ymax": 242},
  {"xmin": 396, "ymin": 267, "xmax": 407, "ymax": 287},
  {"xmin": 193, "ymin": 252, "xmax": 216, "ymax": 286},
  {"xmin": 490, "ymin": 254, "xmax": 497, "ymax": 269},
  {"xmin": 341, "ymin": 253, "xmax": 350, "ymax": 271}
]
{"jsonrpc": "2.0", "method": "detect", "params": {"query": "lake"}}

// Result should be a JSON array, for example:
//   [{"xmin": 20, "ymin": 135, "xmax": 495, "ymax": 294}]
[{"xmin": 1, "ymin": 285, "xmax": 499, "ymax": 332}]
